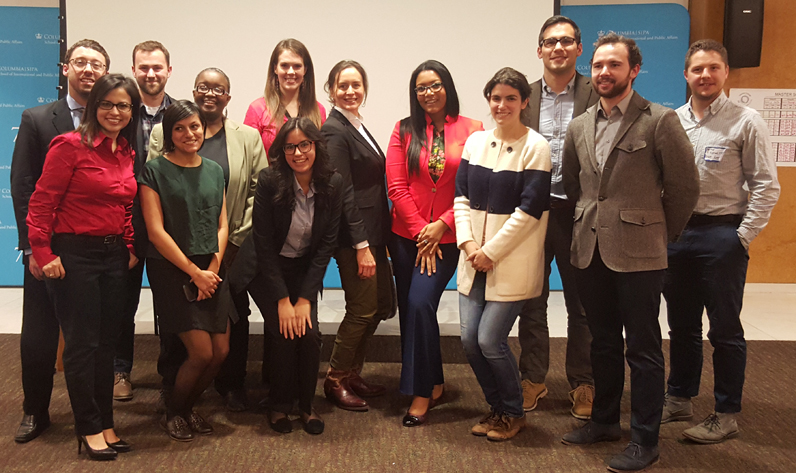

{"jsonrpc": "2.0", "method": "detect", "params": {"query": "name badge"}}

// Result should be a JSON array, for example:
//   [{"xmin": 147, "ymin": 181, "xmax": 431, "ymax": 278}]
[{"xmin": 704, "ymin": 146, "xmax": 727, "ymax": 162}]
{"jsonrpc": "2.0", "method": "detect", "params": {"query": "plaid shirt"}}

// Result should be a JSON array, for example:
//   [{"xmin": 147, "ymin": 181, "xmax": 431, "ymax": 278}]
[{"xmin": 139, "ymin": 95, "xmax": 172, "ymax": 156}]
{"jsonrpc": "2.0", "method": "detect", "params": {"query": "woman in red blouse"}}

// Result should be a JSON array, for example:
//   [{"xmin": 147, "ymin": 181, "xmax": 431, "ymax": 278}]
[
  {"xmin": 386, "ymin": 60, "xmax": 483, "ymax": 426},
  {"xmin": 244, "ymin": 38, "xmax": 326, "ymax": 153},
  {"xmin": 27, "ymin": 74, "xmax": 141, "ymax": 460}
]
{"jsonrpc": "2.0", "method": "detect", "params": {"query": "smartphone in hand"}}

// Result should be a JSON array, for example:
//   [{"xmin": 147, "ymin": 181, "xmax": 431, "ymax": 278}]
[{"xmin": 182, "ymin": 282, "xmax": 198, "ymax": 302}]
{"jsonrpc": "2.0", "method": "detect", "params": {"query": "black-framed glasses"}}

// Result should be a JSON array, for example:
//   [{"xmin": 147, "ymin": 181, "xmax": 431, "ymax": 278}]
[
  {"xmin": 414, "ymin": 82, "xmax": 444, "ymax": 95},
  {"xmin": 69, "ymin": 58, "xmax": 107, "ymax": 72},
  {"xmin": 540, "ymin": 36, "xmax": 577, "ymax": 48},
  {"xmin": 97, "ymin": 100, "xmax": 133, "ymax": 113},
  {"xmin": 194, "ymin": 84, "xmax": 228, "ymax": 96},
  {"xmin": 283, "ymin": 140, "xmax": 314, "ymax": 155}
]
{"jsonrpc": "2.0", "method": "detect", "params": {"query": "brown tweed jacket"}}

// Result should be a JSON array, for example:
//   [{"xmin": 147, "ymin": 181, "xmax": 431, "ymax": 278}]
[{"xmin": 562, "ymin": 91, "xmax": 699, "ymax": 273}]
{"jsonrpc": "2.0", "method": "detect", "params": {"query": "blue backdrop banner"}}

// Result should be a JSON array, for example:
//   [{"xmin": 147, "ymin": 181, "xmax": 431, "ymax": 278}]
[
  {"xmin": 562, "ymin": 2, "xmax": 691, "ymax": 109},
  {"xmin": 0, "ymin": 6, "xmax": 60, "ymax": 286}
]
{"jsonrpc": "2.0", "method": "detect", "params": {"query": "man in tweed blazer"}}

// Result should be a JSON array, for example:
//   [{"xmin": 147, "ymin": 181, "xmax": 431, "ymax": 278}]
[{"xmin": 560, "ymin": 33, "xmax": 699, "ymax": 472}]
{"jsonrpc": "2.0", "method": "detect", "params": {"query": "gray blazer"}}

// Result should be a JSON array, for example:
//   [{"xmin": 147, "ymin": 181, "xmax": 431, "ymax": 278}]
[
  {"xmin": 522, "ymin": 72, "xmax": 599, "ymax": 132},
  {"xmin": 562, "ymin": 91, "xmax": 699, "ymax": 273}
]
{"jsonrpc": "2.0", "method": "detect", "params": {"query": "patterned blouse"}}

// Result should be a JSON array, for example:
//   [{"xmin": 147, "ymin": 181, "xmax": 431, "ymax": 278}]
[{"xmin": 428, "ymin": 127, "xmax": 445, "ymax": 183}]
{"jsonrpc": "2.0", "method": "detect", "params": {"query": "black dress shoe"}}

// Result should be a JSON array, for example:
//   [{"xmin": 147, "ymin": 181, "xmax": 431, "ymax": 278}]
[
  {"xmin": 402, "ymin": 412, "xmax": 428, "ymax": 427},
  {"xmin": 300, "ymin": 409, "xmax": 324, "ymax": 435},
  {"xmin": 160, "ymin": 414, "xmax": 194, "ymax": 442},
  {"xmin": 223, "ymin": 389, "xmax": 249, "ymax": 412},
  {"xmin": 77, "ymin": 435, "xmax": 117, "ymax": 461},
  {"xmin": 107, "ymin": 439, "xmax": 132, "ymax": 453},
  {"xmin": 15, "ymin": 414, "xmax": 50, "ymax": 443},
  {"xmin": 561, "ymin": 421, "xmax": 621, "ymax": 445},
  {"xmin": 187, "ymin": 411, "xmax": 213, "ymax": 435},
  {"xmin": 268, "ymin": 411, "xmax": 293, "ymax": 434}
]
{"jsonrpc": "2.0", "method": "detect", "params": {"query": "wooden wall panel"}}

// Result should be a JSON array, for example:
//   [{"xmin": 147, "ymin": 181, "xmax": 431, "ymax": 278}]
[{"xmin": 690, "ymin": 0, "xmax": 796, "ymax": 283}]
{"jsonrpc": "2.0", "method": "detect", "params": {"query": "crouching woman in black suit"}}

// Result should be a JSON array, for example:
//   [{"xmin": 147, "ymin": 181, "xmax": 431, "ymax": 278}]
[{"xmin": 230, "ymin": 117, "xmax": 342, "ymax": 435}]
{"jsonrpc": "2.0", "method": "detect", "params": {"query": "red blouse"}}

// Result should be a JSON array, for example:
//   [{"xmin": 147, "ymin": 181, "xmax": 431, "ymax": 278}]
[{"xmin": 27, "ymin": 131, "xmax": 136, "ymax": 266}]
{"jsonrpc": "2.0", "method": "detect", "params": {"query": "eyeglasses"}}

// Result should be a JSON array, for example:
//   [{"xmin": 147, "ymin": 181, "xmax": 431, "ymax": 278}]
[
  {"xmin": 540, "ymin": 36, "xmax": 577, "ymax": 48},
  {"xmin": 69, "ymin": 58, "xmax": 107, "ymax": 72},
  {"xmin": 414, "ymin": 82, "xmax": 444, "ymax": 95},
  {"xmin": 97, "ymin": 100, "xmax": 133, "ymax": 113},
  {"xmin": 283, "ymin": 140, "xmax": 314, "ymax": 155},
  {"xmin": 194, "ymin": 84, "xmax": 228, "ymax": 96}
]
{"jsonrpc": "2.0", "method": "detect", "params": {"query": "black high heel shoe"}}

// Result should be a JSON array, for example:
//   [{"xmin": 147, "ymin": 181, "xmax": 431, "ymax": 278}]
[
  {"xmin": 77, "ymin": 435, "xmax": 117, "ymax": 461},
  {"xmin": 107, "ymin": 438, "xmax": 132, "ymax": 453}
]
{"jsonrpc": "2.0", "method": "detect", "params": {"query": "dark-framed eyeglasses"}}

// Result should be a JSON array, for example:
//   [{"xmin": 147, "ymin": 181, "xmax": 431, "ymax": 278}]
[
  {"xmin": 69, "ymin": 58, "xmax": 107, "ymax": 72},
  {"xmin": 97, "ymin": 100, "xmax": 133, "ymax": 113},
  {"xmin": 414, "ymin": 82, "xmax": 444, "ymax": 95},
  {"xmin": 540, "ymin": 36, "xmax": 577, "ymax": 48},
  {"xmin": 194, "ymin": 84, "xmax": 228, "ymax": 96},
  {"xmin": 283, "ymin": 140, "xmax": 314, "ymax": 155}
]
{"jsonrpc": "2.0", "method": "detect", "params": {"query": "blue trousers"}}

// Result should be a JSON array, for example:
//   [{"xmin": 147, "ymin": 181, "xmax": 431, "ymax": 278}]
[
  {"xmin": 664, "ymin": 221, "xmax": 748, "ymax": 413},
  {"xmin": 459, "ymin": 272, "xmax": 526, "ymax": 418},
  {"xmin": 389, "ymin": 234, "xmax": 458, "ymax": 398}
]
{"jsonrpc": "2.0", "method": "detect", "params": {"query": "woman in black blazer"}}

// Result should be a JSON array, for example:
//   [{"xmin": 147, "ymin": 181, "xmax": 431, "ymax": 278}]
[
  {"xmin": 320, "ymin": 60, "xmax": 393, "ymax": 412},
  {"xmin": 229, "ymin": 117, "xmax": 343, "ymax": 435}
]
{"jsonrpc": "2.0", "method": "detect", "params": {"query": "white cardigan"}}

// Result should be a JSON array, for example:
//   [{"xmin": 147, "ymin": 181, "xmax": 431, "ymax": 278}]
[{"xmin": 454, "ymin": 128, "xmax": 551, "ymax": 302}]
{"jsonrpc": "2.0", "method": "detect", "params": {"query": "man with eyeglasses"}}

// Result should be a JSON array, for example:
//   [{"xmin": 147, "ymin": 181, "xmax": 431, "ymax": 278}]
[
  {"xmin": 112, "ymin": 41, "xmax": 176, "ymax": 404},
  {"xmin": 518, "ymin": 15, "xmax": 599, "ymax": 420},
  {"xmin": 10, "ymin": 39, "xmax": 109, "ymax": 443}
]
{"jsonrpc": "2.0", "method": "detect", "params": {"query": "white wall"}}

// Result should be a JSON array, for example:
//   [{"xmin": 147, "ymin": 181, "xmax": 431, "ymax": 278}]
[{"xmin": 66, "ymin": 0, "xmax": 553, "ymax": 149}]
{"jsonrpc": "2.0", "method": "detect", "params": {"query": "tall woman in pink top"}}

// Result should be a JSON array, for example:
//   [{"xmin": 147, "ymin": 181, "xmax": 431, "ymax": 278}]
[
  {"xmin": 244, "ymin": 39, "xmax": 326, "ymax": 153},
  {"xmin": 386, "ymin": 60, "xmax": 483, "ymax": 426}
]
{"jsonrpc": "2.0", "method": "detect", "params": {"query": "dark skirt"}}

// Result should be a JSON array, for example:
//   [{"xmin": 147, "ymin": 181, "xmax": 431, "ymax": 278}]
[{"xmin": 147, "ymin": 254, "xmax": 238, "ymax": 334}]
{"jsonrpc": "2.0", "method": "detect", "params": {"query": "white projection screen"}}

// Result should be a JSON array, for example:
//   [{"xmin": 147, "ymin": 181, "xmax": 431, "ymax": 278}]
[{"xmin": 66, "ymin": 0, "xmax": 554, "ymax": 149}]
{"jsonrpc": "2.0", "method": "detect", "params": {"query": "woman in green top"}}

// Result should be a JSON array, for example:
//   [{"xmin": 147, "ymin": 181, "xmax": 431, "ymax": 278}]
[{"xmin": 139, "ymin": 100, "xmax": 234, "ymax": 442}]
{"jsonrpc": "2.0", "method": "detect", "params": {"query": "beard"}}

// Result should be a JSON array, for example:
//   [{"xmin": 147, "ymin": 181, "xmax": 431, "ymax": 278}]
[
  {"xmin": 139, "ymin": 79, "xmax": 165, "ymax": 97},
  {"xmin": 593, "ymin": 74, "xmax": 632, "ymax": 99}
]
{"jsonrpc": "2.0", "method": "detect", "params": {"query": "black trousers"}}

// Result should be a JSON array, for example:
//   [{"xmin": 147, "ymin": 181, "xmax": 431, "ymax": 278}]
[
  {"xmin": 20, "ymin": 255, "xmax": 60, "ymax": 419},
  {"xmin": 114, "ymin": 257, "xmax": 144, "ymax": 373},
  {"xmin": 576, "ymin": 245, "xmax": 665, "ymax": 447},
  {"xmin": 47, "ymin": 234, "xmax": 128, "ymax": 435},
  {"xmin": 248, "ymin": 255, "xmax": 321, "ymax": 415},
  {"xmin": 214, "ymin": 288, "xmax": 251, "ymax": 394}
]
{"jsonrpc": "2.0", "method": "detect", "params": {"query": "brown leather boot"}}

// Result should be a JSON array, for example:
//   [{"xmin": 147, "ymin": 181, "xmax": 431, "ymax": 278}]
[
  {"xmin": 348, "ymin": 370, "xmax": 386, "ymax": 398},
  {"xmin": 324, "ymin": 370, "xmax": 368, "ymax": 411}
]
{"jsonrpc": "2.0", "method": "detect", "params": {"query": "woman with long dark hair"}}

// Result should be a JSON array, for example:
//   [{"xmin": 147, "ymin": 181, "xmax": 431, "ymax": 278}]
[
  {"xmin": 386, "ymin": 60, "xmax": 483, "ymax": 426},
  {"xmin": 455, "ymin": 67, "xmax": 551, "ymax": 441},
  {"xmin": 320, "ymin": 60, "xmax": 393, "ymax": 412},
  {"xmin": 244, "ymin": 38, "xmax": 326, "ymax": 153},
  {"xmin": 230, "ymin": 117, "xmax": 344, "ymax": 434},
  {"xmin": 140, "ymin": 100, "xmax": 236, "ymax": 442},
  {"xmin": 27, "ymin": 73, "xmax": 141, "ymax": 460}
]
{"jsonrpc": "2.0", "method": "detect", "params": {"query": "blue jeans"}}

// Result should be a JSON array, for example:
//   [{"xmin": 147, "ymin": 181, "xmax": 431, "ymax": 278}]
[
  {"xmin": 459, "ymin": 271, "xmax": 526, "ymax": 418},
  {"xmin": 664, "ymin": 221, "xmax": 748, "ymax": 413}
]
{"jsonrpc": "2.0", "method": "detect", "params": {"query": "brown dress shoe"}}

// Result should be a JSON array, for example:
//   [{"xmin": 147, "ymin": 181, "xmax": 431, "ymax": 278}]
[
  {"xmin": 324, "ymin": 370, "xmax": 368, "ymax": 411},
  {"xmin": 348, "ymin": 371, "xmax": 386, "ymax": 398}
]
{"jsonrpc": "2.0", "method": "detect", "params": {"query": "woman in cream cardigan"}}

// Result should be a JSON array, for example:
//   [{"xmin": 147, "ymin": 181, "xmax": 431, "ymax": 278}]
[
  {"xmin": 454, "ymin": 67, "xmax": 551, "ymax": 442},
  {"xmin": 148, "ymin": 68, "xmax": 268, "ymax": 411}
]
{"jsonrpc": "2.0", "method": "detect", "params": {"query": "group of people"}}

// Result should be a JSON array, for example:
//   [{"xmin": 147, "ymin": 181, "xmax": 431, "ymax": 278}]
[{"xmin": 9, "ymin": 14, "xmax": 779, "ymax": 473}]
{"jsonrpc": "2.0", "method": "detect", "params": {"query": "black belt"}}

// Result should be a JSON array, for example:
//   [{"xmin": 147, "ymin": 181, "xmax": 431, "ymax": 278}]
[
  {"xmin": 54, "ymin": 233, "xmax": 123, "ymax": 245},
  {"xmin": 686, "ymin": 214, "xmax": 743, "ymax": 228}
]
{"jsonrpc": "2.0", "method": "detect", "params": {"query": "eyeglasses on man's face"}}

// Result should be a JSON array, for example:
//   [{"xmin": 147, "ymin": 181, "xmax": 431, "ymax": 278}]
[
  {"xmin": 69, "ymin": 58, "xmax": 107, "ymax": 72},
  {"xmin": 540, "ymin": 36, "xmax": 577, "ymax": 49}
]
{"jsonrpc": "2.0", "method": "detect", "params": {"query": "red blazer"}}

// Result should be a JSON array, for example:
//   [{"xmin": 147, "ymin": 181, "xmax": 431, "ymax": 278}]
[{"xmin": 386, "ymin": 114, "xmax": 483, "ymax": 243}]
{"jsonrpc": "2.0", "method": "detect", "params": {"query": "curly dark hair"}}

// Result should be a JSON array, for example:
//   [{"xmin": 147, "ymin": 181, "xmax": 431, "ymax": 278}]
[{"xmin": 268, "ymin": 117, "xmax": 334, "ymax": 205}]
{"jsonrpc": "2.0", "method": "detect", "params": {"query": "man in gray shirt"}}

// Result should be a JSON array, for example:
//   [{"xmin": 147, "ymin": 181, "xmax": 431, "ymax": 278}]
[
  {"xmin": 662, "ymin": 39, "xmax": 780, "ymax": 444},
  {"xmin": 518, "ymin": 15, "xmax": 598, "ymax": 420}
]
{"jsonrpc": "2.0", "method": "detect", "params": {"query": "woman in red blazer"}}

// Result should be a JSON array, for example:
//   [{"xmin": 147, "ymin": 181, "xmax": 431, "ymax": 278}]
[{"xmin": 386, "ymin": 60, "xmax": 483, "ymax": 427}]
